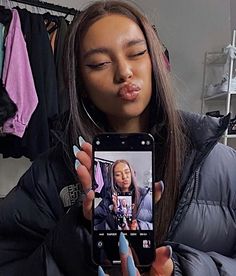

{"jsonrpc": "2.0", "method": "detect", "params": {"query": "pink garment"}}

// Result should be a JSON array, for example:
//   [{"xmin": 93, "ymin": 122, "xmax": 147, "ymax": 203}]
[
  {"xmin": 95, "ymin": 162, "xmax": 105, "ymax": 193},
  {"xmin": 2, "ymin": 9, "xmax": 38, "ymax": 138}
]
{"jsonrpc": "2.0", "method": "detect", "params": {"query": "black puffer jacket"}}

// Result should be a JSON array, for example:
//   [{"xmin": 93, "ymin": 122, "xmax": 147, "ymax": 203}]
[{"xmin": 0, "ymin": 112, "xmax": 236, "ymax": 276}]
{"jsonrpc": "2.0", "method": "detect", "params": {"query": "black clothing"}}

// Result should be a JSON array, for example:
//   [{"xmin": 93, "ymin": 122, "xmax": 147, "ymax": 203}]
[
  {"xmin": 54, "ymin": 17, "xmax": 69, "ymax": 115},
  {"xmin": 0, "ymin": 112, "xmax": 236, "ymax": 275},
  {"xmin": 0, "ymin": 79, "xmax": 17, "ymax": 127},
  {"xmin": 0, "ymin": 9, "xmax": 58, "ymax": 160}
]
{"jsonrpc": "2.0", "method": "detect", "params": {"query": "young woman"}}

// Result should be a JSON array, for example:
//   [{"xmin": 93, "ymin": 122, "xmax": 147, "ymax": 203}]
[
  {"xmin": 0, "ymin": 1, "xmax": 236, "ymax": 275},
  {"xmin": 94, "ymin": 159, "xmax": 152, "ymax": 231}
]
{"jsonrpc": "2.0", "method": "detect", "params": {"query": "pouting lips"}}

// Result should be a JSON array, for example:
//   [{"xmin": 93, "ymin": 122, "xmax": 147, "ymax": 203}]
[{"xmin": 118, "ymin": 83, "xmax": 140, "ymax": 101}]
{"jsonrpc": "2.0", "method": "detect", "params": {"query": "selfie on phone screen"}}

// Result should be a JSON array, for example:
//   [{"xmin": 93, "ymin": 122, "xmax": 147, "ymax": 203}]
[{"xmin": 92, "ymin": 134, "xmax": 155, "ymax": 266}]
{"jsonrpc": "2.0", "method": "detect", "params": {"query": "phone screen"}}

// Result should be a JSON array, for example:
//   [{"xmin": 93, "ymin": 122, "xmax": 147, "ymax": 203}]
[{"xmin": 92, "ymin": 133, "xmax": 155, "ymax": 266}]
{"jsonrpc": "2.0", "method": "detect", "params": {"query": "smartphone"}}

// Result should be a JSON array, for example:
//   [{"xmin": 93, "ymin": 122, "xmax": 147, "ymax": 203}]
[{"xmin": 92, "ymin": 133, "xmax": 155, "ymax": 266}]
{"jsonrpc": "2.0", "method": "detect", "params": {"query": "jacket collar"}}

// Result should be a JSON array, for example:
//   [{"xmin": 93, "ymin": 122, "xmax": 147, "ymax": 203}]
[{"xmin": 180, "ymin": 111, "xmax": 230, "ymax": 150}]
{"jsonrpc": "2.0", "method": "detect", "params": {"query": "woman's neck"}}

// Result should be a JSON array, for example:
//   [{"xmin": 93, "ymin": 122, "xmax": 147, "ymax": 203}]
[{"xmin": 108, "ymin": 110, "xmax": 149, "ymax": 133}]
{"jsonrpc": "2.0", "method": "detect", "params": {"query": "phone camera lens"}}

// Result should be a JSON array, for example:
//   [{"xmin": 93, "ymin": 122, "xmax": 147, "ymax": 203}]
[
  {"xmin": 121, "ymin": 141, "xmax": 125, "ymax": 144},
  {"xmin": 96, "ymin": 140, "xmax": 100, "ymax": 145},
  {"xmin": 146, "ymin": 140, "xmax": 150, "ymax": 145}
]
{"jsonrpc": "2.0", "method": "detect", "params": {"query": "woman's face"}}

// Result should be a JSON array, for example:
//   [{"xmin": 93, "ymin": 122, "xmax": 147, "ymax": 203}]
[
  {"xmin": 113, "ymin": 162, "xmax": 132, "ymax": 192},
  {"xmin": 80, "ymin": 14, "xmax": 152, "ymax": 129}
]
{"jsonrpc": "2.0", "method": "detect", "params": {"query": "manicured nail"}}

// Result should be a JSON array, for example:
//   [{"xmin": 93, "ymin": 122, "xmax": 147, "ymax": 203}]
[
  {"xmin": 166, "ymin": 245, "xmax": 172, "ymax": 258},
  {"xmin": 119, "ymin": 232, "xmax": 128, "ymax": 255},
  {"xmin": 127, "ymin": 255, "xmax": 136, "ymax": 276},
  {"xmin": 73, "ymin": 145, "xmax": 80, "ymax": 156},
  {"xmin": 98, "ymin": 266, "xmax": 105, "ymax": 276},
  {"xmin": 160, "ymin": 180, "xmax": 165, "ymax": 194},
  {"xmin": 79, "ymin": 136, "xmax": 86, "ymax": 147},
  {"xmin": 75, "ymin": 159, "xmax": 80, "ymax": 170}
]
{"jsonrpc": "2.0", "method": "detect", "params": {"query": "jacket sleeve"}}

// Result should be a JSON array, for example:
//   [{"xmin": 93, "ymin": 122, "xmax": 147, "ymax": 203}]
[
  {"xmin": 0, "ymin": 159, "xmax": 97, "ymax": 276},
  {"xmin": 168, "ymin": 242, "xmax": 236, "ymax": 276},
  {"xmin": 137, "ymin": 191, "xmax": 153, "ymax": 230}
]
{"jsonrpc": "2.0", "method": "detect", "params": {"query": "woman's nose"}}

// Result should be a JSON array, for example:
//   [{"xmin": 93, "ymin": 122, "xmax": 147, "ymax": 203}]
[
  {"xmin": 114, "ymin": 60, "xmax": 133, "ymax": 83},
  {"xmin": 122, "ymin": 173, "xmax": 128, "ymax": 179}
]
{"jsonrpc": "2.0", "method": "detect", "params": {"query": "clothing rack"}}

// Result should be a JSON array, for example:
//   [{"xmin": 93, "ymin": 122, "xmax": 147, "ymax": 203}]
[
  {"xmin": 95, "ymin": 157, "xmax": 114, "ymax": 164},
  {"xmin": 10, "ymin": 0, "xmax": 78, "ymax": 15}
]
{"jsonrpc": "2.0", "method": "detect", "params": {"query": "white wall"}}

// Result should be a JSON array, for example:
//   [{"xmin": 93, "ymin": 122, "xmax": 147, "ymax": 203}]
[
  {"xmin": 0, "ymin": 0, "xmax": 235, "ymax": 196},
  {"xmin": 136, "ymin": 0, "xmax": 231, "ymax": 112},
  {"xmin": 0, "ymin": 157, "xmax": 31, "ymax": 197},
  {"xmin": 231, "ymin": 0, "xmax": 236, "ymax": 33}
]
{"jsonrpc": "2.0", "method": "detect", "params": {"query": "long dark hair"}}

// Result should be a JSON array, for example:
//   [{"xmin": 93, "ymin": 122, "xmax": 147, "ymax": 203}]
[
  {"xmin": 63, "ymin": 0, "xmax": 186, "ymax": 245},
  {"xmin": 111, "ymin": 159, "xmax": 140, "ymax": 216}
]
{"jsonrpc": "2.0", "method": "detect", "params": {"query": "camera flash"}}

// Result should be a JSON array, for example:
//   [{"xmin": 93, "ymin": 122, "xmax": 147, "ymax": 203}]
[
  {"xmin": 141, "ymin": 140, "xmax": 145, "ymax": 145},
  {"xmin": 96, "ymin": 140, "xmax": 100, "ymax": 145}
]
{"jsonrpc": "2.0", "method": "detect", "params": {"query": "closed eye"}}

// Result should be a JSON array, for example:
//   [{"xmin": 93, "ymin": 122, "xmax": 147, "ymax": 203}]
[
  {"xmin": 130, "ymin": 49, "xmax": 147, "ymax": 57},
  {"xmin": 86, "ymin": 62, "xmax": 111, "ymax": 69}
]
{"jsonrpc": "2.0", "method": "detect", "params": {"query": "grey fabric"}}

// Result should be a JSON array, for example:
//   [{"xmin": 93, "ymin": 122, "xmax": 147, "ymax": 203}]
[{"xmin": 167, "ymin": 112, "xmax": 236, "ymax": 275}]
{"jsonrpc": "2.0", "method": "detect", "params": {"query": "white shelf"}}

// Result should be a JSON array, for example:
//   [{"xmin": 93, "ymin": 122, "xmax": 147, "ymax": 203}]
[
  {"xmin": 202, "ymin": 30, "xmax": 236, "ymax": 148},
  {"xmin": 204, "ymin": 91, "xmax": 236, "ymax": 101},
  {"xmin": 225, "ymin": 134, "xmax": 236, "ymax": 138},
  {"xmin": 205, "ymin": 52, "xmax": 227, "ymax": 65}
]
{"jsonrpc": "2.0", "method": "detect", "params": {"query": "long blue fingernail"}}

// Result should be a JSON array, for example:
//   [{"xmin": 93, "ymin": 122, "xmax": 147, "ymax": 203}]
[
  {"xmin": 98, "ymin": 266, "xmax": 105, "ymax": 276},
  {"xmin": 73, "ymin": 145, "xmax": 80, "ymax": 156},
  {"xmin": 75, "ymin": 159, "xmax": 80, "ymax": 170},
  {"xmin": 79, "ymin": 136, "xmax": 86, "ymax": 147},
  {"xmin": 160, "ymin": 180, "xmax": 165, "ymax": 193},
  {"xmin": 127, "ymin": 255, "xmax": 136, "ymax": 276},
  {"xmin": 167, "ymin": 245, "xmax": 172, "ymax": 258},
  {"xmin": 119, "ymin": 232, "xmax": 128, "ymax": 255}
]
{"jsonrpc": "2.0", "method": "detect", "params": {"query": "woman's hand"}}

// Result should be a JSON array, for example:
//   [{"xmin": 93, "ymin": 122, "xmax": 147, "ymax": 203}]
[
  {"xmin": 148, "ymin": 246, "xmax": 173, "ymax": 276},
  {"xmin": 73, "ymin": 136, "xmax": 94, "ymax": 220},
  {"xmin": 98, "ymin": 233, "xmax": 173, "ymax": 276},
  {"xmin": 112, "ymin": 194, "xmax": 118, "ymax": 212},
  {"xmin": 119, "ymin": 232, "xmax": 173, "ymax": 276}
]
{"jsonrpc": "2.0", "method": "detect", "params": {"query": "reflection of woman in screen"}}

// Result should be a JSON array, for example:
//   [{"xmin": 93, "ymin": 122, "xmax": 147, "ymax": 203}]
[{"xmin": 94, "ymin": 159, "xmax": 152, "ymax": 230}]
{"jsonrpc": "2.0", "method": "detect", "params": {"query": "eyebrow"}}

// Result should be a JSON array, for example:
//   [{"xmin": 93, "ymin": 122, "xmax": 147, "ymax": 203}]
[{"xmin": 83, "ymin": 38, "xmax": 146, "ymax": 59}]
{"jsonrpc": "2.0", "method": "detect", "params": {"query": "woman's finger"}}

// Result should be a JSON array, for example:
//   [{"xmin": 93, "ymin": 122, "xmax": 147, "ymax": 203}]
[
  {"xmin": 75, "ymin": 163, "xmax": 94, "ymax": 219},
  {"xmin": 149, "ymin": 246, "xmax": 173, "ymax": 276},
  {"xmin": 76, "ymin": 161, "xmax": 92, "ymax": 194},
  {"xmin": 82, "ymin": 188, "xmax": 94, "ymax": 220},
  {"xmin": 154, "ymin": 181, "xmax": 164, "ymax": 204},
  {"xmin": 98, "ymin": 266, "xmax": 109, "ymax": 276},
  {"xmin": 73, "ymin": 137, "xmax": 92, "ymax": 171},
  {"xmin": 119, "ymin": 233, "xmax": 140, "ymax": 276},
  {"xmin": 73, "ymin": 137, "xmax": 94, "ymax": 220}
]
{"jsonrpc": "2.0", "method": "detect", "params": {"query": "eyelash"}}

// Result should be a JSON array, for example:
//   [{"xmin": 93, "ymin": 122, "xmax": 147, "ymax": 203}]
[
  {"xmin": 130, "ymin": 49, "xmax": 147, "ymax": 57},
  {"xmin": 86, "ymin": 49, "xmax": 147, "ymax": 69},
  {"xmin": 86, "ymin": 62, "xmax": 110, "ymax": 69}
]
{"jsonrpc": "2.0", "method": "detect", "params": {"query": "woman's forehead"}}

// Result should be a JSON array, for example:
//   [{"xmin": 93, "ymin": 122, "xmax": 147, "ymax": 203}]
[
  {"xmin": 114, "ymin": 162, "xmax": 130, "ymax": 171},
  {"xmin": 81, "ymin": 14, "xmax": 145, "ymax": 50}
]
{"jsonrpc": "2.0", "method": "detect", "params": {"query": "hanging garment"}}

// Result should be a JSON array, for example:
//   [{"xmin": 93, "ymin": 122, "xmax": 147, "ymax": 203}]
[
  {"xmin": 0, "ymin": 79, "xmax": 17, "ymax": 128},
  {"xmin": 0, "ymin": 7, "xmax": 12, "ymax": 78},
  {"xmin": 2, "ymin": 9, "xmax": 38, "ymax": 138},
  {"xmin": 0, "ymin": 23, "xmax": 4, "ymax": 76},
  {"xmin": 95, "ymin": 161, "xmax": 105, "ymax": 194},
  {"xmin": 17, "ymin": 8, "xmax": 59, "ymax": 159},
  {"xmin": 99, "ymin": 162, "xmax": 112, "ymax": 198},
  {"xmin": 0, "ymin": 8, "xmax": 59, "ymax": 160},
  {"xmin": 54, "ymin": 17, "xmax": 69, "ymax": 115}
]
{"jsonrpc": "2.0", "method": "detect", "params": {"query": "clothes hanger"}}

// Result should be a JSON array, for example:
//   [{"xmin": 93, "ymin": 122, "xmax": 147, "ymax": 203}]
[
  {"xmin": 43, "ymin": 12, "xmax": 60, "ymax": 34},
  {"xmin": 0, "ymin": 1, "xmax": 12, "ymax": 25}
]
